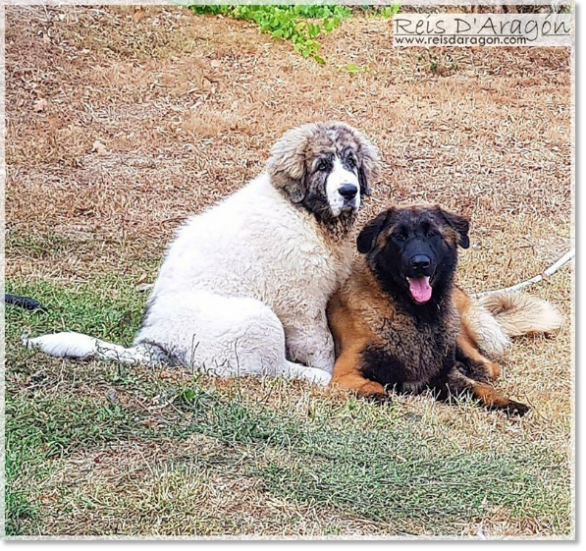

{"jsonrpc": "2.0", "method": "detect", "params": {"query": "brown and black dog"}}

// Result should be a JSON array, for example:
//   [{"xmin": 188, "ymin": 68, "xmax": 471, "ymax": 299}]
[{"xmin": 327, "ymin": 205, "xmax": 563, "ymax": 415}]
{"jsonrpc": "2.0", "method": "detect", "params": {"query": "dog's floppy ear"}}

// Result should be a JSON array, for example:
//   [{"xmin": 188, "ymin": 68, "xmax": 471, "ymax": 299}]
[
  {"xmin": 437, "ymin": 208, "xmax": 470, "ymax": 249},
  {"xmin": 266, "ymin": 126, "xmax": 311, "ymax": 204},
  {"xmin": 357, "ymin": 208, "xmax": 393, "ymax": 254},
  {"xmin": 356, "ymin": 135, "xmax": 380, "ymax": 198},
  {"xmin": 270, "ymin": 171, "xmax": 306, "ymax": 203}
]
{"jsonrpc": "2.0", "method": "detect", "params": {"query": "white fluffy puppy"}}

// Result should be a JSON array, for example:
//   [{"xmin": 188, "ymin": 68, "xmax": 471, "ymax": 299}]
[{"xmin": 25, "ymin": 121, "xmax": 380, "ymax": 385}]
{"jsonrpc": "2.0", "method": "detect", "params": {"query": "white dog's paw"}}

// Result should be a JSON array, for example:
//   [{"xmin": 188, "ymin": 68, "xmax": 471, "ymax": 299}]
[
  {"xmin": 22, "ymin": 332, "xmax": 97, "ymax": 359},
  {"xmin": 302, "ymin": 367, "xmax": 333, "ymax": 386}
]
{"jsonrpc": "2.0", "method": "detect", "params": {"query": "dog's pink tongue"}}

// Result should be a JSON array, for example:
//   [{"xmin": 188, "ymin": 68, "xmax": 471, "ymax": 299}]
[{"xmin": 408, "ymin": 276, "xmax": 432, "ymax": 303}]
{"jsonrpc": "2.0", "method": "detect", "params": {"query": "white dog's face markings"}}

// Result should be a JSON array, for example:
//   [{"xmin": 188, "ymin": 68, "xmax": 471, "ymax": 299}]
[
  {"xmin": 267, "ymin": 121, "xmax": 380, "ymax": 225},
  {"xmin": 325, "ymin": 157, "xmax": 361, "ymax": 217}
]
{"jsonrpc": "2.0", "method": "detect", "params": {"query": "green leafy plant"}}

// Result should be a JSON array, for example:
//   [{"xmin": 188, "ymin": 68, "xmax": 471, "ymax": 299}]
[{"xmin": 189, "ymin": 4, "xmax": 352, "ymax": 63}]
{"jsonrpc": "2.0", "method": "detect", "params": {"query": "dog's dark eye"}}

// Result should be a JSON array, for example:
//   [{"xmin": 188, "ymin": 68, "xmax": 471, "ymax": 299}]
[
  {"xmin": 346, "ymin": 157, "xmax": 356, "ymax": 169},
  {"xmin": 316, "ymin": 160, "xmax": 330, "ymax": 172},
  {"xmin": 393, "ymin": 233, "xmax": 406, "ymax": 242}
]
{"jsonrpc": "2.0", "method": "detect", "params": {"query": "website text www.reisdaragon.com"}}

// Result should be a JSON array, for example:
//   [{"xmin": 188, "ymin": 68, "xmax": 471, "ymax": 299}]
[{"xmin": 394, "ymin": 35, "xmax": 529, "ymax": 46}]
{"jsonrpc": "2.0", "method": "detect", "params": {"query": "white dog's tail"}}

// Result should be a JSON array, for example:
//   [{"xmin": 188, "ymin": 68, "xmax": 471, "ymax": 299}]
[{"xmin": 23, "ymin": 332, "xmax": 163, "ymax": 366}]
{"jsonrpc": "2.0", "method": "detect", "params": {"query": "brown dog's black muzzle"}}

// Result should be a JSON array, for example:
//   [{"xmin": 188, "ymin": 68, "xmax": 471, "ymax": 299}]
[
  {"xmin": 411, "ymin": 255, "xmax": 431, "ymax": 272},
  {"xmin": 404, "ymin": 241, "xmax": 435, "ymax": 278}
]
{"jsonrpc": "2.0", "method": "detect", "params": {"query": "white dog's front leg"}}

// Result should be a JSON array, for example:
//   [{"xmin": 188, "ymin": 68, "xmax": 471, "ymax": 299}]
[{"xmin": 284, "ymin": 314, "xmax": 335, "ymax": 373}]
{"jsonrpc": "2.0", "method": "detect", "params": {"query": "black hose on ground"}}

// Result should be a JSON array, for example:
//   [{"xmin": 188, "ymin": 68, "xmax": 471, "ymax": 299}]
[{"xmin": 4, "ymin": 294, "xmax": 49, "ymax": 312}]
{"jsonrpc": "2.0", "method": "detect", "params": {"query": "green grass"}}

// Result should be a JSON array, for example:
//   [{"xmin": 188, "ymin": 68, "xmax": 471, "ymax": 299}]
[
  {"xmin": 176, "ymin": 388, "xmax": 571, "ymax": 534},
  {"xmin": 4, "ymin": 275, "xmax": 572, "ymax": 536},
  {"xmin": 6, "ymin": 275, "xmax": 147, "ymax": 345},
  {"xmin": 4, "ymin": 450, "xmax": 40, "ymax": 536},
  {"xmin": 5, "ymin": 275, "xmax": 149, "ymax": 534},
  {"xmin": 5, "ymin": 393, "xmax": 145, "ymax": 535}
]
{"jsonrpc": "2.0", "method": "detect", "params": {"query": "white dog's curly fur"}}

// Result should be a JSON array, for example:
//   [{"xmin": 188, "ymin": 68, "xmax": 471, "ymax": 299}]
[{"xmin": 24, "ymin": 121, "xmax": 380, "ymax": 385}]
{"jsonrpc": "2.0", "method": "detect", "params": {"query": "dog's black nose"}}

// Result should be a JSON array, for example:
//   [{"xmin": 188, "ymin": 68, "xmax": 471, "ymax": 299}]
[
  {"xmin": 338, "ymin": 184, "xmax": 358, "ymax": 200},
  {"xmin": 411, "ymin": 255, "xmax": 431, "ymax": 271}
]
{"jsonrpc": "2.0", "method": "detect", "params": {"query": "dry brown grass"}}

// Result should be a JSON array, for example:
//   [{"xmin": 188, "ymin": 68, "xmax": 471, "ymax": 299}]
[
  {"xmin": 6, "ymin": 6, "xmax": 571, "ymax": 277},
  {"xmin": 5, "ymin": 5, "xmax": 573, "ymax": 539}
]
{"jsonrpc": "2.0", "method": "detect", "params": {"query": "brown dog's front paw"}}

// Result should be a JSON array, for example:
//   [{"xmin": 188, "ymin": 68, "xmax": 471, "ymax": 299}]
[
  {"xmin": 504, "ymin": 400, "xmax": 530, "ymax": 417},
  {"xmin": 362, "ymin": 391, "xmax": 392, "ymax": 405},
  {"xmin": 356, "ymin": 380, "xmax": 391, "ymax": 405}
]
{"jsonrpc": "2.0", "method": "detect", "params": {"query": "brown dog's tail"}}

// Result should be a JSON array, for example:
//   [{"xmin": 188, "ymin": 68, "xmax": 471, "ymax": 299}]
[
  {"xmin": 462, "ymin": 292, "xmax": 563, "ymax": 360},
  {"xmin": 478, "ymin": 292, "xmax": 564, "ymax": 338}
]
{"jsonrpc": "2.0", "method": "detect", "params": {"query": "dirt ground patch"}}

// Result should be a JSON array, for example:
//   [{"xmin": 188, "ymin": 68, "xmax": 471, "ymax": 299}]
[{"xmin": 5, "ymin": 5, "xmax": 573, "ymax": 539}]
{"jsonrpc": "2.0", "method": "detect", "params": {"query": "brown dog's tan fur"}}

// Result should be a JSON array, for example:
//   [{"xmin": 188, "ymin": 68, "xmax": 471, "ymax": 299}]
[{"xmin": 328, "ymin": 262, "xmax": 511, "ymax": 409}]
